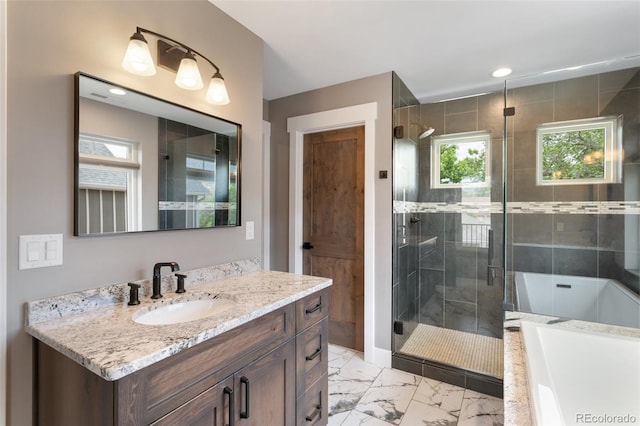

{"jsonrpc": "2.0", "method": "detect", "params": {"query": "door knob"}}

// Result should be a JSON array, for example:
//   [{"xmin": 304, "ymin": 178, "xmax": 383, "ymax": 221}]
[{"xmin": 302, "ymin": 242, "xmax": 314, "ymax": 250}]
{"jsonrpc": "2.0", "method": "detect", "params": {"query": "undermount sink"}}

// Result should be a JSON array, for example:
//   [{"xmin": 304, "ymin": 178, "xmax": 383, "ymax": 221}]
[{"xmin": 133, "ymin": 298, "xmax": 237, "ymax": 325}]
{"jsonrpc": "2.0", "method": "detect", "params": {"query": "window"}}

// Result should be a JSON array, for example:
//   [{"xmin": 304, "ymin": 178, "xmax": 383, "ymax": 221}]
[
  {"xmin": 536, "ymin": 116, "xmax": 621, "ymax": 185},
  {"xmin": 78, "ymin": 133, "xmax": 140, "ymax": 234},
  {"xmin": 431, "ymin": 131, "xmax": 491, "ymax": 188}
]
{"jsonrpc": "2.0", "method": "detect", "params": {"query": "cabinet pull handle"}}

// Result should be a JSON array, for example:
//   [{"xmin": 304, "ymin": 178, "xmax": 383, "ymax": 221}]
[
  {"xmin": 305, "ymin": 303, "xmax": 322, "ymax": 314},
  {"xmin": 305, "ymin": 404, "xmax": 322, "ymax": 422},
  {"xmin": 240, "ymin": 376, "xmax": 250, "ymax": 419},
  {"xmin": 223, "ymin": 386, "xmax": 234, "ymax": 426},
  {"xmin": 305, "ymin": 347, "xmax": 322, "ymax": 361}
]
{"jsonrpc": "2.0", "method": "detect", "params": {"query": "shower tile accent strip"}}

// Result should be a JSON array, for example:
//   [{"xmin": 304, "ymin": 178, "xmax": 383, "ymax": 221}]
[
  {"xmin": 394, "ymin": 201, "xmax": 640, "ymax": 215},
  {"xmin": 158, "ymin": 201, "xmax": 237, "ymax": 210}
]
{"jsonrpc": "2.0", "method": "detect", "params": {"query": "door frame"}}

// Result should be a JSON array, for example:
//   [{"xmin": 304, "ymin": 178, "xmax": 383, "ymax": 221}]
[
  {"xmin": 1, "ymin": 0, "xmax": 8, "ymax": 422},
  {"xmin": 287, "ymin": 102, "xmax": 378, "ymax": 363},
  {"xmin": 262, "ymin": 120, "xmax": 271, "ymax": 269}
]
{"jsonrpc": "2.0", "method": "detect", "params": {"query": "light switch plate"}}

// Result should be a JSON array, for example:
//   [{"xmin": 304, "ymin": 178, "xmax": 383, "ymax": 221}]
[
  {"xmin": 19, "ymin": 234, "xmax": 63, "ymax": 270},
  {"xmin": 246, "ymin": 221, "xmax": 255, "ymax": 240}
]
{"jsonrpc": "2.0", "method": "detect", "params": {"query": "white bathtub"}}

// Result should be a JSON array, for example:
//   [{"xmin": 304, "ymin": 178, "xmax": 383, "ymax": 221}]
[
  {"xmin": 515, "ymin": 272, "xmax": 640, "ymax": 328},
  {"xmin": 521, "ymin": 321, "xmax": 640, "ymax": 426}
]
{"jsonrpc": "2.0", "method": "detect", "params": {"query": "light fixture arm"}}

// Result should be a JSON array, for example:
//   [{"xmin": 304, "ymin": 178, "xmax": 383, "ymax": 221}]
[{"xmin": 135, "ymin": 27, "xmax": 222, "ymax": 74}]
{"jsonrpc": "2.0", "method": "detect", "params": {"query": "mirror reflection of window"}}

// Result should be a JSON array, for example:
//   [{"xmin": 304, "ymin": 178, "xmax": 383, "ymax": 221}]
[{"xmin": 77, "ymin": 133, "xmax": 140, "ymax": 234}]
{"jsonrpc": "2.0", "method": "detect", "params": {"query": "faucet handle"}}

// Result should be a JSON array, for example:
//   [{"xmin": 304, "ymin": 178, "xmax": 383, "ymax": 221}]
[
  {"xmin": 127, "ymin": 283, "xmax": 141, "ymax": 306},
  {"xmin": 175, "ymin": 273, "xmax": 187, "ymax": 293}
]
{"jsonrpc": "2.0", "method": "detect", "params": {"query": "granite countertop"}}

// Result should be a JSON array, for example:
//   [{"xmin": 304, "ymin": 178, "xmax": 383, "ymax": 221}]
[
  {"xmin": 503, "ymin": 311, "xmax": 640, "ymax": 426},
  {"xmin": 25, "ymin": 262, "xmax": 331, "ymax": 382}
]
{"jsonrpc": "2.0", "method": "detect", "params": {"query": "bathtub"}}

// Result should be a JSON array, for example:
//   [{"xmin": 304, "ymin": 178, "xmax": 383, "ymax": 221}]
[
  {"xmin": 515, "ymin": 272, "xmax": 640, "ymax": 328},
  {"xmin": 521, "ymin": 321, "xmax": 640, "ymax": 426}
]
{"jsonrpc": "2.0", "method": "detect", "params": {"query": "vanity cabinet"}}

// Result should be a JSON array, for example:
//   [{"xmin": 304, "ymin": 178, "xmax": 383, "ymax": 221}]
[{"xmin": 35, "ymin": 288, "xmax": 329, "ymax": 426}]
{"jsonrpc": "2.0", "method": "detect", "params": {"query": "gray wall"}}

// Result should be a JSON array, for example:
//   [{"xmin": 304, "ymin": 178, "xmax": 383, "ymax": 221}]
[
  {"xmin": 267, "ymin": 72, "xmax": 394, "ymax": 353},
  {"xmin": 7, "ymin": 2, "xmax": 262, "ymax": 424}
]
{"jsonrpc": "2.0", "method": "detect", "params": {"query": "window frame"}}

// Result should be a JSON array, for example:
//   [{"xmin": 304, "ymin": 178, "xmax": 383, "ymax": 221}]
[
  {"xmin": 78, "ymin": 133, "xmax": 141, "ymax": 233},
  {"xmin": 431, "ymin": 130, "xmax": 492, "ymax": 189},
  {"xmin": 535, "ymin": 116, "xmax": 622, "ymax": 186}
]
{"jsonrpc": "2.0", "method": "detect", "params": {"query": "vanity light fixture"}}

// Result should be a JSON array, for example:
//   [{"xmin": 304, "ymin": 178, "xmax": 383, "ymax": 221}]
[{"xmin": 122, "ymin": 27, "xmax": 230, "ymax": 105}]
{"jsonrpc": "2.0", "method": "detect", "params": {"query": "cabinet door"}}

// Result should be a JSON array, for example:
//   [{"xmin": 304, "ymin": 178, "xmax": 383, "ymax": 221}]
[
  {"xmin": 234, "ymin": 340, "xmax": 296, "ymax": 425},
  {"xmin": 151, "ymin": 376, "xmax": 234, "ymax": 426}
]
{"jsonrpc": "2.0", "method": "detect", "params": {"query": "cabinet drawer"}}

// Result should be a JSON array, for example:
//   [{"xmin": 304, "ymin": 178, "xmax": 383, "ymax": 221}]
[
  {"xmin": 150, "ymin": 376, "xmax": 233, "ymax": 426},
  {"xmin": 296, "ymin": 317, "xmax": 328, "ymax": 397},
  {"xmin": 296, "ymin": 288, "xmax": 329, "ymax": 332},
  {"xmin": 296, "ymin": 373, "xmax": 328, "ymax": 426}
]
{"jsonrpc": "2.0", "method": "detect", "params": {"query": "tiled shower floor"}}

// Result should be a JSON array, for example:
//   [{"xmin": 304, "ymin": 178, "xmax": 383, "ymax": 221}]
[
  {"xmin": 399, "ymin": 324, "xmax": 504, "ymax": 379},
  {"xmin": 328, "ymin": 344, "xmax": 504, "ymax": 425}
]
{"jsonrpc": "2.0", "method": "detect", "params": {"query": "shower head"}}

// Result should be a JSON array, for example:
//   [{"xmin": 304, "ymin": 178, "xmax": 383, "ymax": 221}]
[
  {"xmin": 419, "ymin": 126, "xmax": 435, "ymax": 139},
  {"xmin": 410, "ymin": 122, "xmax": 435, "ymax": 139}
]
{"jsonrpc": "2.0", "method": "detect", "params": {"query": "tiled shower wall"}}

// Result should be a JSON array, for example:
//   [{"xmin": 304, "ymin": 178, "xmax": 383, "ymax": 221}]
[
  {"xmin": 415, "ymin": 92, "xmax": 505, "ymax": 339},
  {"xmin": 394, "ymin": 67, "xmax": 640, "ymax": 348},
  {"xmin": 506, "ymin": 67, "xmax": 640, "ymax": 297}
]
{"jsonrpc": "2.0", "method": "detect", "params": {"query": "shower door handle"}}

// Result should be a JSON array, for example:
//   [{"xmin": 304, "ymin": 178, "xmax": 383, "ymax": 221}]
[
  {"xmin": 487, "ymin": 228, "xmax": 494, "ymax": 265},
  {"xmin": 487, "ymin": 265, "xmax": 502, "ymax": 286},
  {"xmin": 487, "ymin": 228, "xmax": 499, "ymax": 286}
]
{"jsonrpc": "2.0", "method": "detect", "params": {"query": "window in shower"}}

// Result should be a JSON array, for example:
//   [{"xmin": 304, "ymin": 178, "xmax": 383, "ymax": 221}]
[
  {"xmin": 431, "ymin": 130, "xmax": 491, "ymax": 189},
  {"xmin": 536, "ymin": 116, "xmax": 622, "ymax": 185}
]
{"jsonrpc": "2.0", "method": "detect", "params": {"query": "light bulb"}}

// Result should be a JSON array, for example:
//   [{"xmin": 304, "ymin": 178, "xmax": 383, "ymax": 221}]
[
  {"xmin": 175, "ymin": 52, "xmax": 204, "ymax": 90},
  {"xmin": 122, "ymin": 32, "xmax": 156, "ymax": 76},
  {"xmin": 206, "ymin": 73, "xmax": 230, "ymax": 105}
]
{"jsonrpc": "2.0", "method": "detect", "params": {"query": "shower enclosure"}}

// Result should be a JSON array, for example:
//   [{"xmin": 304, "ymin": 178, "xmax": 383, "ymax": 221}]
[{"xmin": 391, "ymin": 63, "xmax": 640, "ymax": 396}]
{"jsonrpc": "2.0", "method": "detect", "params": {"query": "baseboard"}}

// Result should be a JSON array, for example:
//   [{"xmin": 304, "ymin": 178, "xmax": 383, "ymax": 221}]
[{"xmin": 367, "ymin": 346, "xmax": 392, "ymax": 368}]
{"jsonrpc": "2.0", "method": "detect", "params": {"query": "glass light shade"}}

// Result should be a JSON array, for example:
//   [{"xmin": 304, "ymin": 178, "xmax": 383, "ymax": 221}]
[
  {"xmin": 175, "ymin": 54, "xmax": 204, "ymax": 90},
  {"xmin": 122, "ymin": 37, "xmax": 156, "ymax": 76},
  {"xmin": 206, "ymin": 75, "xmax": 230, "ymax": 105}
]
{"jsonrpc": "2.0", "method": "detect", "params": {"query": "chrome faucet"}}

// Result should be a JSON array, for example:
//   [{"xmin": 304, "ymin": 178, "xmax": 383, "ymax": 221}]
[{"xmin": 151, "ymin": 262, "xmax": 180, "ymax": 299}]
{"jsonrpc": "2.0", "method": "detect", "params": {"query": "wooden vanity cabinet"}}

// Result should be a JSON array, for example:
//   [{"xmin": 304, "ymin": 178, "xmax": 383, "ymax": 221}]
[{"xmin": 35, "ymin": 288, "xmax": 329, "ymax": 426}]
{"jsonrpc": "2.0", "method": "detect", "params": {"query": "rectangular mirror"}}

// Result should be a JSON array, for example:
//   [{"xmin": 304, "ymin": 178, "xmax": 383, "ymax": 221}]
[{"xmin": 74, "ymin": 72, "xmax": 241, "ymax": 235}]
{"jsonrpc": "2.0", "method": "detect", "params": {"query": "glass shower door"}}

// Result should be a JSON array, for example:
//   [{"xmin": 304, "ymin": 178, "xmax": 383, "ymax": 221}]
[{"xmin": 392, "ymin": 90, "xmax": 506, "ymax": 380}]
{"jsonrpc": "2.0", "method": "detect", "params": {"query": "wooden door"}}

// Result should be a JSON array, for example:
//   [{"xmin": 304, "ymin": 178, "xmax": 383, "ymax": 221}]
[{"xmin": 303, "ymin": 126, "xmax": 364, "ymax": 351}]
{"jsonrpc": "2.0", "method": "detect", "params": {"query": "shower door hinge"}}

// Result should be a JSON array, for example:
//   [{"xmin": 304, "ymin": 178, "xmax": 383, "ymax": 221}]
[
  {"xmin": 503, "ymin": 107, "xmax": 516, "ymax": 117},
  {"xmin": 393, "ymin": 321, "xmax": 404, "ymax": 335}
]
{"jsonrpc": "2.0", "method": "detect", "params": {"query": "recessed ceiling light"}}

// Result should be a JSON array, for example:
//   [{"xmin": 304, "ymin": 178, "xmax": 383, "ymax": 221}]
[
  {"xmin": 492, "ymin": 68, "xmax": 512, "ymax": 78},
  {"xmin": 109, "ymin": 87, "xmax": 127, "ymax": 96}
]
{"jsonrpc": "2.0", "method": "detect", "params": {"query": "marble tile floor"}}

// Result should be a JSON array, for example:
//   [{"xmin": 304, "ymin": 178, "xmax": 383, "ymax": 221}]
[{"xmin": 328, "ymin": 344, "xmax": 504, "ymax": 426}]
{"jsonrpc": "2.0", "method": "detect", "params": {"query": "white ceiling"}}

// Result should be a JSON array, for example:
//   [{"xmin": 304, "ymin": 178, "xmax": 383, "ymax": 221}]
[{"xmin": 211, "ymin": 0, "xmax": 640, "ymax": 103}]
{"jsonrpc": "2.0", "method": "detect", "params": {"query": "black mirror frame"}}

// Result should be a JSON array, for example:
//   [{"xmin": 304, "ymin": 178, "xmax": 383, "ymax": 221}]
[{"xmin": 73, "ymin": 72, "xmax": 242, "ymax": 236}]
